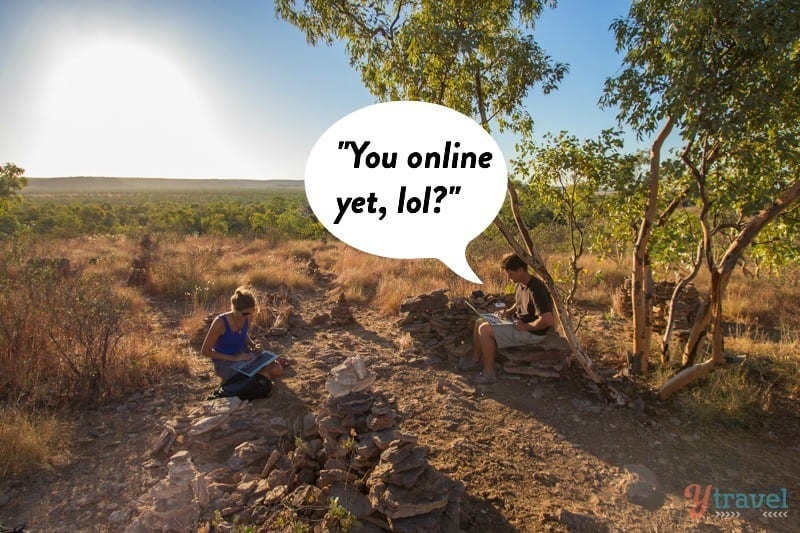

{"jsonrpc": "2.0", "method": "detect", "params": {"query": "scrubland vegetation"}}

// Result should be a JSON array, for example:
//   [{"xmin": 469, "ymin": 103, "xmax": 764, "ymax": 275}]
[
  {"xmin": 1, "ymin": 211, "xmax": 798, "ymax": 479},
  {"xmin": 0, "ymin": 177, "xmax": 797, "ymax": 482}
]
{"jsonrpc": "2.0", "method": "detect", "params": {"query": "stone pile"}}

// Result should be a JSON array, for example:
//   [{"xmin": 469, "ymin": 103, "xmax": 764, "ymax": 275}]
[
  {"xmin": 615, "ymin": 279, "xmax": 702, "ymax": 336},
  {"xmin": 125, "ymin": 451, "xmax": 203, "ymax": 532},
  {"xmin": 397, "ymin": 289, "xmax": 476, "ymax": 363},
  {"xmin": 313, "ymin": 356, "xmax": 463, "ymax": 532},
  {"xmin": 127, "ymin": 234, "xmax": 155, "ymax": 287},
  {"xmin": 330, "ymin": 289, "xmax": 355, "ymax": 326},
  {"xmin": 150, "ymin": 397, "xmax": 248, "ymax": 457},
  {"xmin": 132, "ymin": 356, "xmax": 462, "ymax": 531},
  {"xmin": 399, "ymin": 289, "xmax": 570, "ymax": 378},
  {"xmin": 500, "ymin": 330, "xmax": 571, "ymax": 379}
]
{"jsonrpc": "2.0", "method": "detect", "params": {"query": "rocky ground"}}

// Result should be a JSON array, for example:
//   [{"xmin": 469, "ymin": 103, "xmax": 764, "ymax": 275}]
[{"xmin": 2, "ymin": 273, "xmax": 799, "ymax": 532}]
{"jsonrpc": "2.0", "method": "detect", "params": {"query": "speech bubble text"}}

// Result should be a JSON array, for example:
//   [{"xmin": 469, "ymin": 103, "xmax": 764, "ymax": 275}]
[
  {"xmin": 304, "ymin": 101, "xmax": 507, "ymax": 284},
  {"xmin": 336, "ymin": 140, "xmax": 493, "ymax": 170}
]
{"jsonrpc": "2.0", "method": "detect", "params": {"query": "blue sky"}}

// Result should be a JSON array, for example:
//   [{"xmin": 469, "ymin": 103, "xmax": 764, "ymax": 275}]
[{"xmin": 0, "ymin": 0, "xmax": 648, "ymax": 179}]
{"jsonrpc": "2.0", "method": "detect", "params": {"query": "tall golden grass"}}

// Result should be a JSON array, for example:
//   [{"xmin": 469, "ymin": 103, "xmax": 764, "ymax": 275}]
[{"xmin": 0, "ymin": 408, "xmax": 68, "ymax": 477}]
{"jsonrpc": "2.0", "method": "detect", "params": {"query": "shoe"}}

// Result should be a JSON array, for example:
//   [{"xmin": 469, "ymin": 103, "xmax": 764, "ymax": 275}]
[
  {"xmin": 457, "ymin": 359, "xmax": 482, "ymax": 371},
  {"xmin": 472, "ymin": 371, "xmax": 497, "ymax": 385}
]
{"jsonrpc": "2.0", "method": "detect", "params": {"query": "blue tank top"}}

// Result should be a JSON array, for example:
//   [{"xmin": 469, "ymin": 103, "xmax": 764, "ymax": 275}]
[{"xmin": 213, "ymin": 314, "xmax": 249, "ymax": 355}]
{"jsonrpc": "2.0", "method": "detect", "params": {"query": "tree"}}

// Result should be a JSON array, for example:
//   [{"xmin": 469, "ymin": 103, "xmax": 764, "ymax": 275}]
[
  {"xmin": 276, "ymin": 0, "xmax": 566, "ymax": 133},
  {"xmin": 0, "ymin": 163, "xmax": 27, "ymax": 214},
  {"xmin": 277, "ymin": 1, "xmax": 626, "ymax": 401},
  {"xmin": 514, "ymin": 129, "xmax": 644, "ymax": 314},
  {"xmin": 602, "ymin": 0, "xmax": 800, "ymax": 393}
]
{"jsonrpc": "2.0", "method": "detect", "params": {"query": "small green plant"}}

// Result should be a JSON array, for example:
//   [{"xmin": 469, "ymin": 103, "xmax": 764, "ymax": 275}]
[
  {"xmin": 294, "ymin": 435, "xmax": 307, "ymax": 449},
  {"xmin": 292, "ymin": 522, "xmax": 311, "ymax": 533},
  {"xmin": 340, "ymin": 436, "xmax": 356, "ymax": 450},
  {"xmin": 325, "ymin": 497, "xmax": 357, "ymax": 532},
  {"xmin": 212, "ymin": 509, "xmax": 224, "ymax": 528}
]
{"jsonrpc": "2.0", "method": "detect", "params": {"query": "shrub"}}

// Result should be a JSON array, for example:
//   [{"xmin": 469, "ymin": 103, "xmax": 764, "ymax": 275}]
[{"xmin": 0, "ymin": 243, "xmax": 187, "ymax": 408}]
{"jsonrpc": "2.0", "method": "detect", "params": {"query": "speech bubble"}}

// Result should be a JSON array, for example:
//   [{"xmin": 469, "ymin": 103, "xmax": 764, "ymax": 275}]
[{"xmin": 304, "ymin": 101, "xmax": 507, "ymax": 284}]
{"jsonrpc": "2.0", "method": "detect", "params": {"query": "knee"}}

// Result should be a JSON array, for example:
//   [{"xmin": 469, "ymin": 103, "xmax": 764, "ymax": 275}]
[
  {"xmin": 478, "ymin": 322, "xmax": 493, "ymax": 338},
  {"xmin": 261, "ymin": 362, "xmax": 282, "ymax": 379}
]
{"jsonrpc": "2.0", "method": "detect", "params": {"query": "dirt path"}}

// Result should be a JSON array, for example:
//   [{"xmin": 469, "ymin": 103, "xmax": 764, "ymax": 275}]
[{"xmin": 3, "ymin": 278, "xmax": 799, "ymax": 532}]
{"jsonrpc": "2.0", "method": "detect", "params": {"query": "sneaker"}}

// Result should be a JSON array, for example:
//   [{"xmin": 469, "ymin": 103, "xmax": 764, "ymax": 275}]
[
  {"xmin": 457, "ymin": 359, "xmax": 482, "ymax": 372},
  {"xmin": 472, "ymin": 371, "xmax": 497, "ymax": 385}
]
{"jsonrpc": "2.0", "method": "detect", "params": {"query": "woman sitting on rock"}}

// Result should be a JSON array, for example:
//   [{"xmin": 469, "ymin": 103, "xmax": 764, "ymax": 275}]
[{"xmin": 201, "ymin": 287, "xmax": 283, "ymax": 381}]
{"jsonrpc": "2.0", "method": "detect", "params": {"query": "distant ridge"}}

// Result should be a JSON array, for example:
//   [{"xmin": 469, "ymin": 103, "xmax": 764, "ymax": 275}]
[{"xmin": 23, "ymin": 177, "xmax": 304, "ymax": 194}]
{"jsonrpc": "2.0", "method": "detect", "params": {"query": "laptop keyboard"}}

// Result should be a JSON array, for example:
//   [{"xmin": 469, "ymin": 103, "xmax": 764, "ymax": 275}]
[{"xmin": 239, "ymin": 358, "xmax": 263, "ymax": 375}]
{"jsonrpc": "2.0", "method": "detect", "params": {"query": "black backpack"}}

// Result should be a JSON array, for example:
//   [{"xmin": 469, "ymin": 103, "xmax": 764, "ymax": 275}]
[{"xmin": 211, "ymin": 373, "xmax": 272, "ymax": 400}]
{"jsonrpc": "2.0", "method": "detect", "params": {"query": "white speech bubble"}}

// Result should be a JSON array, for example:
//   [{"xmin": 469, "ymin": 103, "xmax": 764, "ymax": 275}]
[{"xmin": 304, "ymin": 101, "xmax": 507, "ymax": 284}]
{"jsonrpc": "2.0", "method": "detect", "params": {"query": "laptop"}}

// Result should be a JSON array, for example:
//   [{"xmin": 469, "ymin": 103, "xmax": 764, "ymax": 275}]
[
  {"xmin": 232, "ymin": 350, "xmax": 279, "ymax": 377},
  {"xmin": 464, "ymin": 300, "xmax": 514, "ymax": 326}
]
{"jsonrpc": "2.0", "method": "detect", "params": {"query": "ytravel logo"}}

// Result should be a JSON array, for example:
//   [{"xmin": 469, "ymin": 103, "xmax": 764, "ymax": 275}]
[{"xmin": 684, "ymin": 484, "xmax": 790, "ymax": 519}]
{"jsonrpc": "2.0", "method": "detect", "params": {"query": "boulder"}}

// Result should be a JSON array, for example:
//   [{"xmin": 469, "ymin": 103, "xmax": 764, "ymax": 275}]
[{"xmin": 624, "ymin": 464, "xmax": 663, "ymax": 510}]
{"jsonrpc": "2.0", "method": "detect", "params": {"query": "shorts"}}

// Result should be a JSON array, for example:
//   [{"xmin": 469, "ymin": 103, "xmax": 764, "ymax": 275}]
[
  {"xmin": 478, "ymin": 318, "xmax": 547, "ymax": 349},
  {"xmin": 213, "ymin": 356, "xmax": 251, "ymax": 381}
]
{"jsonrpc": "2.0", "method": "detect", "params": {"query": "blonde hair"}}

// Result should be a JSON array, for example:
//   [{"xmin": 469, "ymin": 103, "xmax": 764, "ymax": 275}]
[{"xmin": 230, "ymin": 286, "xmax": 256, "ymax": 311}]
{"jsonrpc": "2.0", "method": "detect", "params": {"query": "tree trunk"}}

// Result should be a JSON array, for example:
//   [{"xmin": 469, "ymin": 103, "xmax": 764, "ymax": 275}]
[
  {"xmin": 631, "ymin": 118, "xmax": 674, "ymax": 373},
  {"xmin": 682, "ymin": 298, "xmax": 711, "ymax": 367},
  {"xmin": 662, "ymin": 241, "xmax": 703, "ymax": 362},
  {"xmin": 658, "ymin": 358, "xmax": 719, "ymax": 400},
  {"xmin": 668, "ymin": 179, "xmax": 800, "ymax": 394}
]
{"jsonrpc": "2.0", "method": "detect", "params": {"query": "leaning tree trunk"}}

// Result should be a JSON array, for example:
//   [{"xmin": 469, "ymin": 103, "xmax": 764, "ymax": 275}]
[
  {"xmin": 631, "ymin": 118, "xmax": 674, "ymax": 374},
  {"xmin": 660, "ymin": 179, "xmax": 800, "ymax": 399},
  {"xmin": 662, "ymin": 241, "xmax": 704, "ymax": 362},
  {"xmin": 495, "ymin": 182, "xmax": 627, "ymax": 405}
]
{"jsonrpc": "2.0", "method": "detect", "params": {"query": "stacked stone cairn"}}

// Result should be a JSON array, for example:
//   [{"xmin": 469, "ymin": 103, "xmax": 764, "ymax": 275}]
[
  {"xmin": 316, "ymin": 355, "xmax": 463, "ymax": 532},
  {"xmin": 615, "ymin": 279, "xmax": 702, "ymax": 338},
  {"xmin": 127, "ymin": 234, "xmax": 154, "ymax": 287},
  {"xmin": 329, "ymin": 289, "xmax": 356, "ymax": 326},
  {"xmin": 399, "ymin": 289, "xmax": 571, "ymax": 378},
  {"xmin": 125, "ymin": 451, "xmax": 202, "ymax": 532},
  {"xmin": 132, "ymin": 356, "xmax": 462, "ymax": 531}
]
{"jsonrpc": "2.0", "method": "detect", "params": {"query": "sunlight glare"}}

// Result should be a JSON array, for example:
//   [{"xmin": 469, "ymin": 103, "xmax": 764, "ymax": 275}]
[{"xmin": 33, "ymin": 39, "xmax": 253, "ymax": 177}]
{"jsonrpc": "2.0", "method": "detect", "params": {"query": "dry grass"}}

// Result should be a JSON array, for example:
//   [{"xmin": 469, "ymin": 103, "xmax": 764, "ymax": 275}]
[
  {"xmin": 247, "ymin": 265, "xmax": 313, "ymax": 290},
  {"xmin": 3, "ymin": 231, "xmax": 799, "ymax": 476},
  {"xmin": 322, "ymin": 243, "xmax": 629, "ymax": 317},
  {"xmin": 652, "ymin": 345, "xmax": 800, "ymax": 430},
  {"xmin": 0, "ymin": 408, "xmax": 69, "ymax": 478},
  {"xmin": 0, "ymin": 236, "xmax": 193, "ymax": 478},
  {"xmin": 325, "ymin": 243, "xmax": 509, "ymax": 314}
]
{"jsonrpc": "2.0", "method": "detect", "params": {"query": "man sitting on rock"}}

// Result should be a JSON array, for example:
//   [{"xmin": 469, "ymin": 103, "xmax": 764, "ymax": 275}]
[{"xmin": 465, "ymin": 253, "xmax": 555, "ymax": 384}]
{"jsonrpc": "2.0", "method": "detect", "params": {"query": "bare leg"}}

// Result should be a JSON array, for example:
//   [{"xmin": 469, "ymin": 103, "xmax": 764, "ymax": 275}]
[
  {"xmin": 477, "ymin": 322, "xmax": 498, "ymax": 375},
  {"xmin": 472, "ymin": 319, "xmax": 484, "ymax": 363}
]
